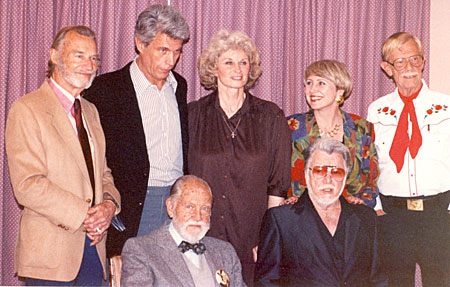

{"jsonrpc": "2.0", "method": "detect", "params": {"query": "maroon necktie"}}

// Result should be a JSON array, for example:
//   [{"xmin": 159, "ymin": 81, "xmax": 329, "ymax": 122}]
[
  {"xmin": 389, "ymin": 87, "xmax": 423, "ymax": 173},
  {"xmin": 73, "ymin": 99, "xmax": 95, "ymax": 202}
]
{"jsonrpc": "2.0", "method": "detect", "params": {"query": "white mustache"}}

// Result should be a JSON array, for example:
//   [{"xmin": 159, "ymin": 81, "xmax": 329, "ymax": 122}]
[
  {"xmin": 402, "ymin": 72, "xmax": 419, "ymax": 77},
  {"xmin": 74, "ymin": 68, "xmax": 95, "ymax": 75},
  {"xmin": 318, "ymin": 185, "xmax": 336, "ymax": 191},
  {"xmin": 185, "ymin": 220, "xmax": 209, "ymax": 228}
]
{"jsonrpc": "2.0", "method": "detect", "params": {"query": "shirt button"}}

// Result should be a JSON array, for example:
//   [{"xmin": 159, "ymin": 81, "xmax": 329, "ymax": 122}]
[
  {"xmin": 223, "ymin": 175, "xmax": 228, "ymax": 179},
  {"xmin": 139, "ymin": 202, "xmax": 143, "ymax": 206},
  {"xmin": 218, "ymin": 235, "xmax": 224, "ymax": 239},
  {"xmin": 86, "ymin": 199, "xmax": 92, "ymax": 203},
  {"xmin": 222, "ymin": 195, "xmax": 226, "ymax": 199},
  {"xmin": 220, "ymin": 215, "xmax": 224, "ymax": 219},
  {"xmin": 226, "ymin": 135, "xmax": 230, "ymax": 139}
]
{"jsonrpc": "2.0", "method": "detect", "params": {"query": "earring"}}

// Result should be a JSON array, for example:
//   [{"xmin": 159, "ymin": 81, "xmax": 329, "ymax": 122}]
[{"xmin": 336, "ymin": 94, "xmax": 344, "ymax": 104}]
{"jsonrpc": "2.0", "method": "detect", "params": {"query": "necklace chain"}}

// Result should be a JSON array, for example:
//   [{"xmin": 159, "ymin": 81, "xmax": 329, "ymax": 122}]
[
  {"xmin": 319, "ymin": 123, "xmax": 341, "ymax": 138},
  {"xmin": 222, "ymin": 115, "xmax": 242, "ymax": 139}
]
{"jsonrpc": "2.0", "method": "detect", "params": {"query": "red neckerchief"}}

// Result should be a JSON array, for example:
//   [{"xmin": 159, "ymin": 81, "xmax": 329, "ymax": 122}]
[{"xmin": 389, "ymin": 84, "xmax": 423, "ymax": 172}]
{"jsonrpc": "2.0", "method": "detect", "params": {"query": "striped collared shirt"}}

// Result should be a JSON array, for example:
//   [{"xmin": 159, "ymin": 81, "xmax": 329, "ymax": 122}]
[{"xmin": 130, "ymin": 59, "xmax": 183, "ymax": 187}]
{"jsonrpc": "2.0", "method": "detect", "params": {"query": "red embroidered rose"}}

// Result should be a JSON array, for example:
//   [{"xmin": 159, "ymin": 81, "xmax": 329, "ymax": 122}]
[
  {"xmin": 390, "ymin": 110, "xmax": 396, "ymax": 115},
  {"xmin": 435, "ymin": 105, "xmax": 442, "ymax": 110},
  {"xmin": 427, "ymin": 109, "xmax": 433, "ymax": 115},
  {"xmin": 382, "ymin": 107, "xmax": 389, "ymax": 113}
]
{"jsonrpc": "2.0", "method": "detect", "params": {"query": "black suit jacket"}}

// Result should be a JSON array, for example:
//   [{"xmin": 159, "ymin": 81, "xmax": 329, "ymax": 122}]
[
  {"xmin": 255, "ymin": 192, "xmax": 387, "ymax": 287},
  {"xmin": 84, "ymin": 62, "xmax": 189, "ymax": 257}
]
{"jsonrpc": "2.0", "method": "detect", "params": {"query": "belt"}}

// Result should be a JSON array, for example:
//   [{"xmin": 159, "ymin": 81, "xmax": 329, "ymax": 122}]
[{"xmin": 381, "ymin": 191, "xmax": 450, "ymax": 212}]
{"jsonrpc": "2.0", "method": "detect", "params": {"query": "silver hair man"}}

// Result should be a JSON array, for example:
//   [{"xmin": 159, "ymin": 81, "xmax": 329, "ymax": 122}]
[
  {"xmin": 304, "ymin": 138, "xmax": 352, "ymax": 173},
  {"xmin": 135, "ymin": 4, "xmax": 190, "ymax": 46}
]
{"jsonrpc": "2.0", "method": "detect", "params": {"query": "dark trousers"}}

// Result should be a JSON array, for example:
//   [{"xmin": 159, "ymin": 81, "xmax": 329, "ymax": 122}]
[
  {"xmin": 26, "ymin": 236, "xmax": 103, "ymax": 286},
  {"xmin": 379, "ymin": 196, "xmax": 450, "ymax": 287}
]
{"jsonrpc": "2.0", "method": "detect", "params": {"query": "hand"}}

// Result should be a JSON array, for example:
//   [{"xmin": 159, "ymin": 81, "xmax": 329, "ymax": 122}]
[
  {"xmin": 252, "ymin": 245, "xmax": 258, "ymax": 262},
  {"xmin": 280, "ymin": 196, "xmax": 299, "ymax": 206},
  {"xmin": 376, "ymin": 209, "xmax": 386, "ymax": 216},
  {"xmin": 346, "ymin": 195, "xmax": 364, "ymax": 205},
  {"xmin": 84, "ymin": 201, "xmax": 116, "ymax": 245},
  {"xmin": 87, "ymin": 230, "xmax": 107, "ymax": 246}
]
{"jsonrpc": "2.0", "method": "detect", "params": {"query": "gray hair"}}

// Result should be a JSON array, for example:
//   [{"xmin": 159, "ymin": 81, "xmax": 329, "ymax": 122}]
[
  {"xmin": 47, "ymin": 25, "xmax": 96, "ymax": 78},
  {"xmin": 135, "ymin": 4, "xmax": 190, "ymax": 47},
  {"xmin": 170, "ymin": 175, "xmax": 212, "ymax": 202},
  {"xmin": 304, "ymin": 138, "xmax": 352, "ymax": 173}
]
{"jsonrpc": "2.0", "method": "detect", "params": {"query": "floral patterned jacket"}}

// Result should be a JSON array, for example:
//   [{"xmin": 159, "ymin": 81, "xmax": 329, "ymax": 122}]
[{"xmin": 287, "ymin": 109, "xmax": 379, "ymax": 207}]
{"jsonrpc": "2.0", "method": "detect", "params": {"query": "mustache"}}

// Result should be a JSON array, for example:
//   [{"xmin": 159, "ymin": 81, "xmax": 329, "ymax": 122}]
[
  {"xmin": 185, "ymin": 220, "xmax": 209, "ymax": 228},
  {"xmin": 74, "ymin": 68, "xmax": 95, "ymax": 74},
  {"xmin": 317, "ymin": 184, "xmax": 336, "ymax": 191},
  {"xmin": 402, "ymin": 72, "xmax": 419, "ymax": 77}
]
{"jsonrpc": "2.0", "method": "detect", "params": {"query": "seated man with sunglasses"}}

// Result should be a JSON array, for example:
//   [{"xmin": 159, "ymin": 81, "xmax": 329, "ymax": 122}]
[{"xmin": 254, "ymin": 138, "xmax": 387, "ymax": 286}]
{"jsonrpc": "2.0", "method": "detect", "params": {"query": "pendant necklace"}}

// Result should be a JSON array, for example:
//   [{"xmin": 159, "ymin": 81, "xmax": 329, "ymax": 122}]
[
  {"xmin": 222, "ymin": 115, "xmax": 242, "ymax": 139},
  {"xmin": 319, "ymin": 123, "xmax": 341, "ymax": 138}
]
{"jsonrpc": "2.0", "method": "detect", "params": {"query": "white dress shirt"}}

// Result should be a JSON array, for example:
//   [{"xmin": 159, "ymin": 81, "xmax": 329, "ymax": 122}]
[
  {"xmin": 367, "ymin": 80, "xmax": 450, "ymax": 210},
  {"xmin": 130, "ymin": 59, "xmax": 183, "ymax": 187}
]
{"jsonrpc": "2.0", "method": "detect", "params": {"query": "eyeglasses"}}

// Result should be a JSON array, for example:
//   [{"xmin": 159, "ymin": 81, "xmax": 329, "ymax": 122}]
[
  {"xmin": 309, "ymin": 165, "xmax": 346, "ymax": 182},
  {"xmin": 387, "ymin": 55, "xmax": 423, "ymax": 71}
]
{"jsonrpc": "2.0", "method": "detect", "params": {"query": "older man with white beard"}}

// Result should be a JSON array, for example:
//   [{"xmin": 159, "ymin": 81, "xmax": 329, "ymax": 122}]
[
  {"xmin": 255, "ymin": 138, "xmax": 387, "ymax": 287},
  {"xmin": 121, "ymin": 175, "xmax": 246, "ymax": 287}
]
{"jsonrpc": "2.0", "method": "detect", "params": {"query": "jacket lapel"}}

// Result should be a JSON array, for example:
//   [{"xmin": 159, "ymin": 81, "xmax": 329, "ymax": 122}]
[
  {"xmin": 43, "ymin": 82, "xmax": 92, "ymax": 187},
  {"xmin": 156, "ymin": 226, "xmax": 196, "ymax": 287}
]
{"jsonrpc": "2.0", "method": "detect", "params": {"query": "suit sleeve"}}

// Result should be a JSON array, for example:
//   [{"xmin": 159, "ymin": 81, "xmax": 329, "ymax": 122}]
[
  {"xmin": 223, "ymin": 242, "xmax": 247, "ymax": 287},
  {"xmin": 5, "ymin": 101, "xmax": 89, "ymax": 232},
  {"xmin": 254, "ymin": 209, "xmax": 284, "ymax": 286},
  {"xmin": 121, "ymin": 238, "xmax": 155, "ymax": 287}
]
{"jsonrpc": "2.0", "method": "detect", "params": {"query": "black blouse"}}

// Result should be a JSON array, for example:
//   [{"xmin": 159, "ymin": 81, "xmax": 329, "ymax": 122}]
[{"xmin": 188, "ymin": 91, "xmax": 291, "ymax": 283}]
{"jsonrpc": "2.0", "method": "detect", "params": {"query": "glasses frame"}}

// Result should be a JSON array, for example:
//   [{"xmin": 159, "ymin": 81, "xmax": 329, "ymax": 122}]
[
  {"xmin": 308, "ymin": 165, "xmax": 346, "ymax": 182},
  {"xmin": 387, "ymin": 54, "xmax": 423, "ymax": 71}
]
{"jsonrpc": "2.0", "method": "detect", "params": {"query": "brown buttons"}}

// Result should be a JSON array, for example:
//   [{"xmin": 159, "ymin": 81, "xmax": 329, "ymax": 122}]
[{"xmin": 86, "ymin": 199, "xmax": 92, "ymax": 203}]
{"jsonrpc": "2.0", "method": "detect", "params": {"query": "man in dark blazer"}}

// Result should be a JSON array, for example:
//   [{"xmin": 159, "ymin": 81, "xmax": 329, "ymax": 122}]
[
  {"xmin": 84, "ymin": 4, "xmax": 190, "ymax": 259},
  {"xmin": 255, "ymin": 138, "xmax": 387, "ymax": 286},
  {"xmin": 121, "ymin": 175, "xmax": 246, "ymax": 287}
]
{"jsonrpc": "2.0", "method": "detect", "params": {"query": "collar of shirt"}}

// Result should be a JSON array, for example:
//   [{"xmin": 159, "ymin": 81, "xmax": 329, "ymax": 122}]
[
  {"xmin": 48, "ymin": 78, "xmax": 79, "ymax": 113},
  {"xmin": 130, "ymin": 57, "xmax": 178, "ymax": 95}
]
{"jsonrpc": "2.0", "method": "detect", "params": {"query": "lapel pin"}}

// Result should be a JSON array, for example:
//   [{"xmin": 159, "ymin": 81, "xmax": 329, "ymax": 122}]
[{"xmin": 215, "ymin": 269, "xmax": 230, "ymax": 287}]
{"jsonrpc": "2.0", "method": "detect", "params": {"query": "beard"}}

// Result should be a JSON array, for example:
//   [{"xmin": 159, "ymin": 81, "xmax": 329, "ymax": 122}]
[
  {"xmin": 172, "ymin": 216, "xmax": 210, "ymax": 243},
  {"xmin": 56, "ymin": 58, "xmax": 96, "ymax": 90},
  {"xmin": 306, "ymin": 175, "xmax": 345, "ymax": 208}
]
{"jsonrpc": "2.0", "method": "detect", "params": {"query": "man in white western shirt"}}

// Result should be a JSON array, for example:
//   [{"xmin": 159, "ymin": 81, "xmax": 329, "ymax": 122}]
[{"xmin": 367, "ymin": 32, "xmax": 450, "ymax": 287}]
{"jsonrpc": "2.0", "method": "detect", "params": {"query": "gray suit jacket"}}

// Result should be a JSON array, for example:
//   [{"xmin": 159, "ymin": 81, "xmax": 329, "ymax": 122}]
[{"xmin": 121, "ymin": 223, "xmax": 246, "ymax": 287}]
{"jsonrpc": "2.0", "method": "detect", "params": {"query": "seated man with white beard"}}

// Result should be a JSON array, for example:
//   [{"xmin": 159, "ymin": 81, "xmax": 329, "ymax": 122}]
[
  {"xmin": 254, "ymin": 138, "xmax": 387, "ymax": 287},
  {"xmin": 121, "ymin": 175, "xmax": 246, "ymax": 287}
]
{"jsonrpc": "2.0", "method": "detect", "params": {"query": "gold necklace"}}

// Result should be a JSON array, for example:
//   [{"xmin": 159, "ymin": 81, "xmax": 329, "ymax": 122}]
[
  {"xmin": 222, "ymin": 115, "xmax": 242, "ymax": 139},
  {"xmin": 319, "ymin": 123, "xmax": 341, "ymax": 138}
]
